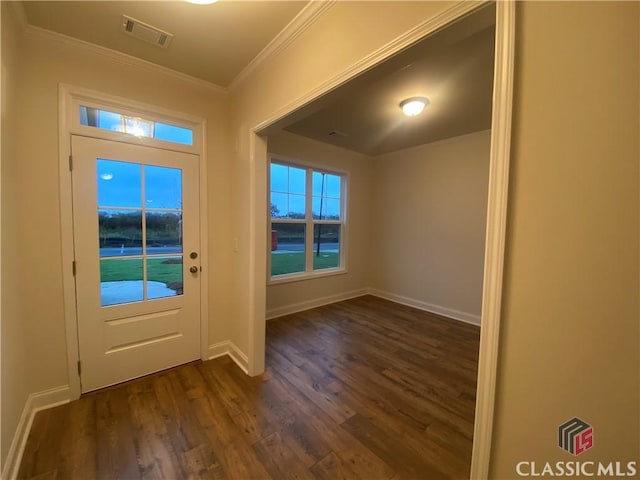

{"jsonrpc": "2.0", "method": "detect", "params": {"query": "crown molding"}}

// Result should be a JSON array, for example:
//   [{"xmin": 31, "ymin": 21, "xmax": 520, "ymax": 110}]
[
  {"xmin": 23, "ymin": 24, "xmax": 227, "ymax": 94},
  {"xmin": 228, "ymin": 0, "xmax": 336, "ymax": 92},
  {"xmin": 253, "ymin": 0, "xmax": 489, "ymax": 133}
]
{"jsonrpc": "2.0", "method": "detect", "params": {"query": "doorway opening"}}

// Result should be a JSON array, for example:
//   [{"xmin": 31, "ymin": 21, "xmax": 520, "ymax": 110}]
[{"xmin": 249, "ymin": 2, "xmax": 515, "ymax": 477}]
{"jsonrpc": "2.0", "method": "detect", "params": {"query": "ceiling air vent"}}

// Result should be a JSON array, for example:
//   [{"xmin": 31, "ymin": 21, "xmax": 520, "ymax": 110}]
[{"xmin": 122, "ymin": 15, "xmax": 173, "ymax": 48}]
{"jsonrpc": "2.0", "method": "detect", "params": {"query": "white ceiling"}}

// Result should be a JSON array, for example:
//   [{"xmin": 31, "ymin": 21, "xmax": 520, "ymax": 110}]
[{"xmin": 21, "ymin": 0, "xmax": 308, "ymax": 87}]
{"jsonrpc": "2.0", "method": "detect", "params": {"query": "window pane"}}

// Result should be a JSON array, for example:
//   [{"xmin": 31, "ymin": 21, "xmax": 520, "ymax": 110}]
[
  {"xmin": 270, "ymin": 163, "xmax": 288, "ymax": 192},
  {"xmin": 271, "ymin": 163, "xmax": 306, "ymax": 200},
  {"xmin": 124, "ymin": 116, "xmax": 154, "ymax": 138},
  {"xmin": 313, "ymin": 224, "xmax": 340, "ymax": 271},
  {"xmin": 271, "ymin": 192, "xmax": 287, "ymax": 218},
  {"xmin": 97, "ymin": 159, "xmax": 142, "ymax": 208},
  {"xmin": 80, "ymin": 106, "xmax": 194, "ymax": 146},
  {"xmin": 271, "ymin": 224, "xmax": 305, "ymax": 276},
  {"xmin": 312, "ymin": 171, "xmax": 324, "ymax": 196},
  {"xmin": 144, "ymin": 165, "xmax": 182, "ymax": 210},
  {"xmin": 271, "ymin": 192, "xmax": 306, "ymax": 219},
  {"xmin": 147, "ymin": 256, "xmax": 183, "ymax": 300},
  {"xmin": 100, "ymin": 258, "xmax": 143, "ymax": 306},
  {"xmin": 146, "ymin": 212, "xmax": 182, "ymax": 254},
  {"xmin": 325, "ymin": 198, "xmax": 341, "ymax": 220},
  {"xmin": 312, "ymin": 197, "xmax": 341, "ymax": 220},
  {"xmin": 98, "ymin": 110, "xmax": 123, "ymax": 132},
  {"xmin": 289, "ymin": 166, "xmax": 306, "ymax": 195},
  {"xmin": 99, "ymin": 210, "xmax": 143, "ymax": 257},
  {"xmin": 326, "ymin": 174, "xmax": 341, "ymax": 198},
  {"xmin": 312, "ymin": 171, "xmax": 341, "ymax": 220},
  {"xmin": 270, "ymin": 163, "xmax": 307, "ymax": 219},
  {"xmin": 288, "ymin": 194, "xmax": 306, "ymax": 218},
  {"xmin": 154, "ymin": 123, "xmax": 193, "ymax": 145}
]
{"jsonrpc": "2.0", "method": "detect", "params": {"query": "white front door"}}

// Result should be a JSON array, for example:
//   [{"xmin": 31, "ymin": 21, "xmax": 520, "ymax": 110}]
[{"xmin": 71, "ymin": 135, "xmax": 200, "ymax": 392}]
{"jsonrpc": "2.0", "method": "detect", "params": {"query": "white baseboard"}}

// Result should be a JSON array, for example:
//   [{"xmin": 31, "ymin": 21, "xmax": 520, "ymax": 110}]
[
  {"xmin": 265, "ymin": 288, "xmax": 369, "ymax": 320},
  {"xmin": 368, "ymin": 289, "xmax": 481, "ymax": 326},
  {"xmin": 2, "ymin": 385, "xmax": 71, "ymax": 480},
  {"xmin": 208, "ymin": 341, "xmax": 249, "ymax": 374}
]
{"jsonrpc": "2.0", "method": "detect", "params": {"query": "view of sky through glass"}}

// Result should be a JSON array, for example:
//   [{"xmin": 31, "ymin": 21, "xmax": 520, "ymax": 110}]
[
  {"xmin": 80, "ymin": 106, "xmax": 194, "ymax": 145},
  {"xmin": 97, "ymin": 158, "xmax": 184, "ymax": 306},
  {"xmin": 270, "ymin": 163, "xmax": 306, "ymax": 218}
]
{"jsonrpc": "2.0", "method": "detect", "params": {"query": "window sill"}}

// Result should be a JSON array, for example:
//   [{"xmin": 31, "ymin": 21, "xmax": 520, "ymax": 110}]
[{"xmin": 267, "ymin": 268, "xmax": 347, "ymax": 286}]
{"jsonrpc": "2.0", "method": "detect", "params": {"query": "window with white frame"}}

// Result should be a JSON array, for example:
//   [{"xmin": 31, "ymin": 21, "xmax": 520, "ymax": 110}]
[{"xmin": 269, "ymin": 159, "xmax": 346, "ymax": 280}]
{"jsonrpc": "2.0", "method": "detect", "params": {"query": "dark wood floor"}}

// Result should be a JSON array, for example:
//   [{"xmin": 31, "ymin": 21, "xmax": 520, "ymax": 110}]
[{"xmin": 19, "ymin": 295, "xmax": 480, "ymax": 480}]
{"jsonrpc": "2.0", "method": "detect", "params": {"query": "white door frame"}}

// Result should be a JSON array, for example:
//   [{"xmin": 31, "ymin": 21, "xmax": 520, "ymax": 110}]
[
  {"xmin": 58, "ymin": 84, "xmax": 209, "ymax": 400},
  {"xmin": 248, "ymin": 2, "xmax": 514, "ymax": 478}
]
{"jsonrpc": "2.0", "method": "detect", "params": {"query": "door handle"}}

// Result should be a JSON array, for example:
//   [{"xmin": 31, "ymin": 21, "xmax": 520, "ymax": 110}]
[{"xmin": 189, "ymin": 266, "xmax": 198, "ymax": 274}]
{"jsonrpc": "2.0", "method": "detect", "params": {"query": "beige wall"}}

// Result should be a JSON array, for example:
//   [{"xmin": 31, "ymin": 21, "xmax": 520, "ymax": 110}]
[
  {"xmin": 266, "ymin": 131, "xmax": 371, "ymax": 315},
  {"xmin": 229, "ymin": 1, "xmax": 457, "ymax": 364},
  {"xmin": 266, "ymin": 129, "xmax": 489, "ymax": 324},
  {"xmin": 1, "ymin": 14, "xmax": 233, "ymax": 451},
  {"xmin": 2, "ymin": 0, "xmax": 638, "ymax": 473},
  {"xmin": 1, "ymin": 2, "xmax": 31, "ymax": 466},
  {"xmin": 491, "ymin": 2, "xmax": 639, "ymax": 476},
  {"xmin": 231, "ymin": 0, "xmax": 639, "ymax": 474},
  {"xmin": 370, "ymin": 130, "xmax": 490, "ymax": 323}
]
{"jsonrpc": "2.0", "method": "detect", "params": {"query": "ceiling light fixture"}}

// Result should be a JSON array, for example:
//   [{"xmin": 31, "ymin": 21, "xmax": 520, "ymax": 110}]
[
  {"xmin": 400, "ymin": 97, "xmax": 430, "ymax": 117},
  {"xmin": 184, "ymin": 0, "xmax": 218, "ymax": 4}
]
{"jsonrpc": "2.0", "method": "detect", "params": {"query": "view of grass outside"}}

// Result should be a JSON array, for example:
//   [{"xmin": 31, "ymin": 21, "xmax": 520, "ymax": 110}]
[
  {"xmin": 270, "ymin": 252, "xmax": 340, "ymax": 276},
  {"xmin": 100, "ymin": 257, "xmax": 183, "ymax": 288},
  {"xmin": 269, "ymin": 161, "xmax": 344, "ymax": 278}
]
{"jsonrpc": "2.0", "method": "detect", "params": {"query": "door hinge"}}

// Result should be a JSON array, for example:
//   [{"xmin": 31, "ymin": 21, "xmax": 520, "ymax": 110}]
[
  {"xmin": 72, "ymin": 260, "xmax": 77, "ymax": 276},
  {"xmin": 77, "ymin": 360, "xmax": 81, "ymax": 376},
  {"xmin": 68, "ymin": 155, "xmax": 73, "ymax": 171}
]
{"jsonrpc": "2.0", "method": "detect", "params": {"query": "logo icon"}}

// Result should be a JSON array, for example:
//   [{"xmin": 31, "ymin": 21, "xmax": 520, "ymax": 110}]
[{"xmin": 559, "ymin": 417, "xmax": 594, "ymax": 456}]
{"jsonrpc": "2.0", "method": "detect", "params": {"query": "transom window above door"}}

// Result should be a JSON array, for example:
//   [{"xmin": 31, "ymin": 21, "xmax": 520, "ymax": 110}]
[
  {"xmin": 80, "ymin": 106, "xmax": 194, "ymax": 146},
  {"xmin": 269, "ymin": 158, "xmax": 347, "ymax": 282}
]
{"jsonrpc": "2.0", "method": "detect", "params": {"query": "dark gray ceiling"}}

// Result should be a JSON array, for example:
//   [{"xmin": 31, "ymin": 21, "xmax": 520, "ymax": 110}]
[{"xmin": 272, "ymin": 4, "xmax": 496, "ymax": 156}]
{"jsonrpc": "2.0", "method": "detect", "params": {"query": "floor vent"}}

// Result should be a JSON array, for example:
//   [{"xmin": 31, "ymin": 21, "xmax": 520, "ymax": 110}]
[{"xmin": 122, "ymin": 15, "xmax": 173, "ymax": 48}]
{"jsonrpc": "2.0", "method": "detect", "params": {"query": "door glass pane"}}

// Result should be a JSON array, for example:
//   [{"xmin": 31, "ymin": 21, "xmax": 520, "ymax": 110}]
[
  {"xmin": 146, "ymin": 212, "xmax": 182, "ymax": 254},
  {"xmin": 96, "ymin": 159, "xmax": 187, "ymax": 306},
  {"xmin": 100, "ymin": 258, "xmax": 143, "ymax": 306},
  {"xmin": 147, "ymin": 256, "xmax": 183, "ymax": 300},
  {"xmin": 144, "ymin": 165, "xmax": 182, "ymax": 209},
  {"xmin": 271, "ymin": 224, "xmax": 305, "ymax": 276},
  {"xmin": 99, "ymin": 210, "xmax": 142, "ymax": 257},
  {"xmin": 97, "ymin": 159, "xmax": 142, "ymax": 208},
  {"xmin": 313, "ymin": 224, "xmax": 340, "ymax": 270}
]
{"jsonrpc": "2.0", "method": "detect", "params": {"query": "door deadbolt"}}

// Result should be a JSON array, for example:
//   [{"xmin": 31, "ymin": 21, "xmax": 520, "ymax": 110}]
[{"xmin": 190, "ymin": 252, "xmax": 198, "ymax": 259}]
